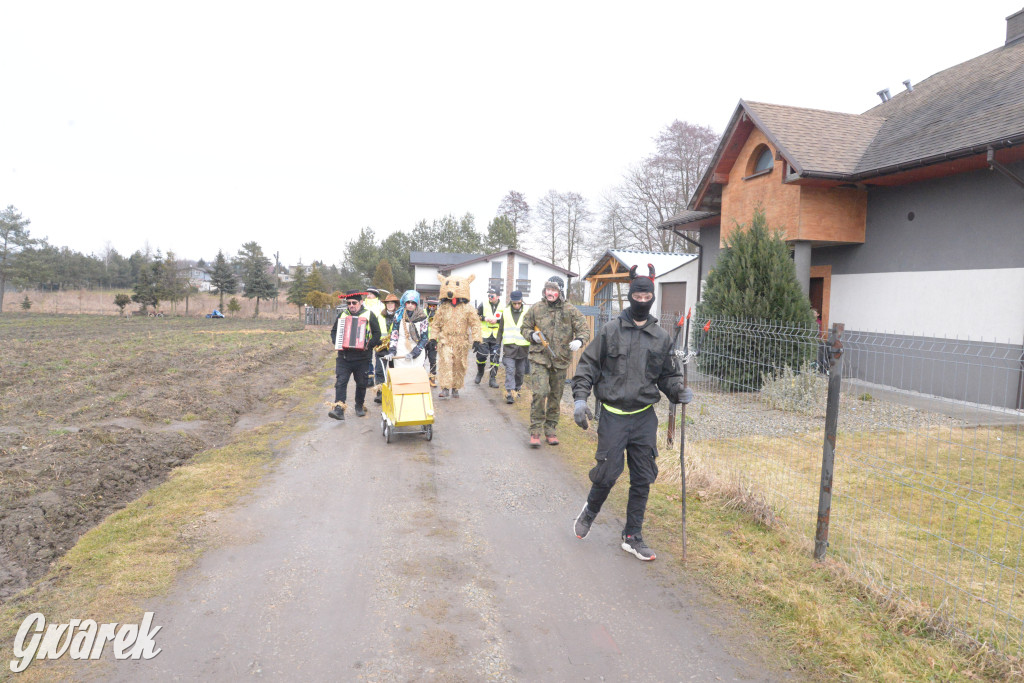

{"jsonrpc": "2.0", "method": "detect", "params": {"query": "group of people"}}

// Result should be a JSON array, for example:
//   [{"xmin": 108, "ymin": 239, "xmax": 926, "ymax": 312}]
[{"xmin": 328, "ymin": 269, "xmax": 694, "ymax": 562}]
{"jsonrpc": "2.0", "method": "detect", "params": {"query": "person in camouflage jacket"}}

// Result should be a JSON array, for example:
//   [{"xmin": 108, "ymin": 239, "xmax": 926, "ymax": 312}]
[{"xmin": 519, "ymin": 276, "xmax": 590, "ymax": 447}]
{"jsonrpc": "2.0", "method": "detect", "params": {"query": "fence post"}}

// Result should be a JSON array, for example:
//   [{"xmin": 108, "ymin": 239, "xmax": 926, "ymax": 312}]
[{"xmin": 814, "ymin": 322, "xmax": 844, "ymax": 560}]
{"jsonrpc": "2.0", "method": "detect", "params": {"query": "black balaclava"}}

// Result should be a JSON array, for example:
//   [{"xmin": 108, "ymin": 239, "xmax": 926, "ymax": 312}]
[{"xmin": 627, "ymin": 264, "xmax": 656, "ymax": 321}]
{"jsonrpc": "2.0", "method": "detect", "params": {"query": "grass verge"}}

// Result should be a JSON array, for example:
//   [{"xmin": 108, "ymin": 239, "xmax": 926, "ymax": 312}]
[
  {"xmin": 510, "ymin": 382, "xmax": 1021, "ymax": 682},
  {"xmin": 0, "ymin": 361, "xmax": 331, "ymax": 681}
]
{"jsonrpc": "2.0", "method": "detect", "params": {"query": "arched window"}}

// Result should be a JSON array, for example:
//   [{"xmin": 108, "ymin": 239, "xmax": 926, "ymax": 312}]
[{"xmin": 751, "ymin": 145, "xmax": 774, "ymax": 174}]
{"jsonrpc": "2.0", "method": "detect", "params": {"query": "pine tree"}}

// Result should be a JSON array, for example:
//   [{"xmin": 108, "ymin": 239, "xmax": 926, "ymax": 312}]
[
  {"xmin": 131, "ymin": 255, "xmax": 164, "ymax": 313},
  {"xmin": 286, "ymin": 262, "xmax": 309, "ymax": 309},
  {"xmin": 236, "ymin": 241, "xmax": 278, "ymax": 318},
  {"xmin": 372, "ymin": 259, "xmax": 394, "ymax": 294},
  {"xmin": 208, "ymin": 250, "xmax": 238, "ymax": 310},
  {"xmin": 696, "ymin": 207, "xmax": 817, "ymax": 390}
]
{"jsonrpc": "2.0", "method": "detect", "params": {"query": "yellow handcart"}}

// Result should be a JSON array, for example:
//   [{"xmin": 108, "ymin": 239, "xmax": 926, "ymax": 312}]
[{"xmin": 379, "ymin": 363, "xmax": 435, "ymax": 443}]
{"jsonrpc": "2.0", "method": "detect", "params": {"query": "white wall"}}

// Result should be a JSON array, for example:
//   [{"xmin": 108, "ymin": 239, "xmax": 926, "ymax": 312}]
[
  {"xmin": 446, "ymin": 255, "xmax": 567, "ymax": 307},
  {"xmin": 830, "ymin": 268, "xmax": 1024, "ymax": 342},
  {"xmin": 655, "ymin": 260, "xmax": 700, "ymax": 323}
]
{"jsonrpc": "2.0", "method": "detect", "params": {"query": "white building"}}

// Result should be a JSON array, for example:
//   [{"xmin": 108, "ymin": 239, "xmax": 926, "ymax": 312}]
[{"xmin": 411, "ymin": 249, "xmax": 576, "ymax": 306}]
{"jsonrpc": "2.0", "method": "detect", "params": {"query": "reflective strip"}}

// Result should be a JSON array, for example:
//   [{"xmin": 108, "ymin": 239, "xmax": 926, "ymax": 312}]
[
  {"xmin": 501, "ymin": 306, "xmax": 530, "ymax": 346},
  {"xmin": 601, "ymin": 402, "xmax": 653, "ymax": 416}
]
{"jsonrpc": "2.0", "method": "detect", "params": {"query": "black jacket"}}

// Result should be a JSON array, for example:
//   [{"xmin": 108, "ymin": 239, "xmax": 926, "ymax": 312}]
[
  {"xmin": 572, "ymin": 310, "xmax": 684, "ymax": 413},
  {"xmin": 330, "ymin": 307, "xmax": 381, "ymax": 361}
]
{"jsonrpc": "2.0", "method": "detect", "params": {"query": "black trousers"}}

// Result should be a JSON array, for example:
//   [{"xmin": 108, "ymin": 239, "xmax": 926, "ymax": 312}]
[
  {"xmin": 426, "ymin": 340, "xmax": 438, "ymax": 377},
  {"xmin": 475, "ymin": 338, "xmax": 501, "ymax": 378},
  {"xmin": 586, "ymin": 406, "xmax": 659, "ymax": 537},
  {"xmin": 336, "ymin": 354, "xmax": 369, "ymax": 406}
]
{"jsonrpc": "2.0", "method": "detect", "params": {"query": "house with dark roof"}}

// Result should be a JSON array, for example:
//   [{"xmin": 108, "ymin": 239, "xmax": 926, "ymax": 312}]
[
  {"xmin": 662, "ymin": 8, "xmax": 1024, "ymax": 408},
  {"xmin": 411, "ymin": 249, "xmax": 575, "ymax": 306},
  {"xmin": 665, "ymin": 9, "xmax": 1023, "ymax": 337}
]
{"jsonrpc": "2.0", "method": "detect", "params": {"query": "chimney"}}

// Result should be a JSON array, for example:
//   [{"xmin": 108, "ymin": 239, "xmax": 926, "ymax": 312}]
[
  {"xmin": 902, "ymin": 79, "xmax": 913, "ymax": 92},
  {"xmin": 1008, "ymin": 8, "xmax": 1024, "ymax": 45},
  {"xmin": 876, "ymin": 88, "xmax": 891, "ymax": 102}
]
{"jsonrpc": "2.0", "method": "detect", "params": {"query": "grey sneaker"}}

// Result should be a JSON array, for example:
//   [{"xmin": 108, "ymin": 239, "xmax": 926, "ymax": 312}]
[
  {"xmin": 328, "ymin": 406, "xmax": 344, "ymax": 421},
  {"xmin": 621, "ymin": 533, "xmax": 655, "ymax": 561},
  {"xmin": 574, "ymin": 504, "xmax": 597, "ymax": 539}
]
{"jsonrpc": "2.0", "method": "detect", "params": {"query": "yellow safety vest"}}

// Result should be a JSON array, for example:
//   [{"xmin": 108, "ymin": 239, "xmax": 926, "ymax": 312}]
[
  {"xmin": 479, "ymin": 300, "xmax": 501, "ymax": 339},
  {"xmin": 501, "ymin": 305, "xmax": 530, "ymax": 346}
]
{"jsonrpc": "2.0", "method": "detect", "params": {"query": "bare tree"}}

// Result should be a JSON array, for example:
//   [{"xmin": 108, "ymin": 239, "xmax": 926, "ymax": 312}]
[
  {"xmin": 533, "ymin": 190, "xmax": 564, "ymax": 265},
  {"xmin": 560, "ymin": 191, "xmax": 592, "ymax": 282},
  {"xmin": 498, "ymin": 190, "xmax": 531, "ymax": 245},
  {"xmin": 603, "ymin": 119, "xmax": 721, "ymax": 254}
]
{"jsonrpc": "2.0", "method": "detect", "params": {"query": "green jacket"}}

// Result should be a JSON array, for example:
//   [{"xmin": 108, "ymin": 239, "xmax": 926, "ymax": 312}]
[{"xmin": 520, "ymin": 297, "xmax": 590, "ymax": 369}]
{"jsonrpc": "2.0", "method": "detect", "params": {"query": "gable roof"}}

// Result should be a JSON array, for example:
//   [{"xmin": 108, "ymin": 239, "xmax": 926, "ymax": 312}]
[
  {"xmin": 690, "ymin": 36, "xmax": 1024, "ymax": 210},
  {"xmin": 583, "ymin": 249, "xmax": 697, "ymax": 281},
  {"xmin": 447, "ymin": 248, "xmax": 577, "ymax": 277}
]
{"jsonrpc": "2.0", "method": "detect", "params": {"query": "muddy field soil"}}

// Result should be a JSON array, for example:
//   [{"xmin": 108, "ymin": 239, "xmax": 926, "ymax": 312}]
[{"xmin": 0, "ymin": 315, "xmax": 327, "ymax": 599}]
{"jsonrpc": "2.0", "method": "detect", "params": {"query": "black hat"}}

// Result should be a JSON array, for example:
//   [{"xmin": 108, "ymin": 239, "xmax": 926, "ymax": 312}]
[
  {"xmin": 509, "ymin": 290, "xmax": 523, "ymax": 302},
  {"xmin": 365, "ymin": 287, "xmax": 379, "ymax": 295},
  {"xmin": 426, "ymin": 299, "xmax": 439, "ymax": 306},
  {"xmin": 344, "ymin": 290, "xmax": 364, "ymax": 301}
]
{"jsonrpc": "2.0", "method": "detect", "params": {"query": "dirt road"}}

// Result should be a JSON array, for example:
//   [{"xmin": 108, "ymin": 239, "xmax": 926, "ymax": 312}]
[{"xmin": 106, "ymin": 381, "xmax": 796, "ymax": 681}]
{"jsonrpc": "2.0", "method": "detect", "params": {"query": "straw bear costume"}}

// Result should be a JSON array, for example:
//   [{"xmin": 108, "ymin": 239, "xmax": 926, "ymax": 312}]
[{"xmin": 431, "ymin": 273, "xmax": 483, "ymax": 390}]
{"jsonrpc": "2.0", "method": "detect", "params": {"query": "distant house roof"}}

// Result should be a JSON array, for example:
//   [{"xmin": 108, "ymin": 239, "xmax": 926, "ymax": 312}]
[
  {"xmin": 448, "ymin": 248, "xmax": 577, "ymax": 277},
  {"xmin": 690, "ymin": 36, "xmax": 1024, "ymax": 210},
  {"xmin": 660, "ymin": 210, "xmax": 719, "ymax": 230},
  {"xmin": 409, "ymin": 251, "xmax": 484, "ymax": 267},
  {"xmin": 583, "ymin": 250, "xmax": 698, "ymax": 281}
]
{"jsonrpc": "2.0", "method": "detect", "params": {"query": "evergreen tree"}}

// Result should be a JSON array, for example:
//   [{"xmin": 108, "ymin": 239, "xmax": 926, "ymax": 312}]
[
  {"xmin": 485, "ymin": 215, "xmax": 517, "ymax": 251},
  {"xmin": 286, "ymin": 262, "xmax": 309, "ymax": 309},
  {"xmin": 696, "ymin": 207, "xmax": 817, "ymax": 391},
  {"xmin": 236, "ymin": 241, "xmax": 278, "ymax": 318},
  {"xmin": 0, "ymin": 205, "xmax": 35, "ymax": 314},
  {"xmin": 131, "ymin": 254, "xmax": 164, "ymax": 312},
  {"xmin": 372, "ymin": 259, "xmax": 395, "ymax": 294},
  {"xmin": 208, "ymin": 249, "xmax": 238, "ymax": 310},
  {"xmin": 114, "ymin": 293, "xmax": 132, "ymax": 315}
]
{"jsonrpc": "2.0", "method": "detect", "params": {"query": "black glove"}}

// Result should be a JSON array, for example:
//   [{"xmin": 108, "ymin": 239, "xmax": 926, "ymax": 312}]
[
  {"xmin": 573, "ymin": 400, "xmax": 594, "ymax": 430},
  {"xmin": 473, "ymin": 341, "xmax": 483, "ymax": 354},
  {"xmin": 410, "ymin": 346, "xmax": 423, "ymax": 359},
  {"xmin": 673, "ymin": 386, "xmax": 694, "ymax": 404}
]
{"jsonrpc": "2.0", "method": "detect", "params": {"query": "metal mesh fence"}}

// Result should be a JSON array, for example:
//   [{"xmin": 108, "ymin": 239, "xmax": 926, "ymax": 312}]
[{"xmin": 679, "ymin": 317, "xmax": 1024, "ymax": 655}]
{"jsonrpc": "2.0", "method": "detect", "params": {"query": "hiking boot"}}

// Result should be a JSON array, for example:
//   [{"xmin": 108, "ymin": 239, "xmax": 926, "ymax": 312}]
[
  {"xmin": 488, "ymin": 377, "xmax": 499, "ymax": 388},
  {"xmin": 621, "ymin": 533, "xmax": 656, "ymax": 561},
  {"xmin": 505, "ymin": 391, "xmax": 514, "ymax": 404},
  {"xmin": 574, "ymin": 503, "xmax": 597, "ymax": 539},
  {"xmin": 546, "ymin": 434, "xmax": 559, "ymax": 446},
  {"xmin": 328, "ymin": 406, "xmax": 345, "ymax": 421},
  {"xmin": 429, "ymin": 375, "xmax": 437, "ymax": 388},
  {"xmin": 373, "ymin": 392, "xmax": 382, "ymax": 404},
  {"xmin": 451, "ymin": 389, "xmax": 459, "ymax": 398},
  {"xmin": 355, "ymin": 404, "xmax": 366, "ymax": 417},
  {"xmin": 529, "ymin": 433, "xmax": 541, "ymax": 448},
  {"xmin": 474, "ymin": 371, "xmax": 484, "ymax": 385},
  {"xmin": 439, "ymin": 388, "xmax": 450, "ymax": 399}
]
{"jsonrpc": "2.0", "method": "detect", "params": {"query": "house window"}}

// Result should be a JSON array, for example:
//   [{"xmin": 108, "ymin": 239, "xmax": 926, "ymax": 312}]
[
  {"xmin": 744, "ymin": 144, "xmax": 774, "ymax": 179},
  {"xmin": 491, "ymin": 261, "xmax": 502, "ymax": 278},
  {"xmin": 518, "ymin": 263, "xmax": 528, "ymax": 279}
]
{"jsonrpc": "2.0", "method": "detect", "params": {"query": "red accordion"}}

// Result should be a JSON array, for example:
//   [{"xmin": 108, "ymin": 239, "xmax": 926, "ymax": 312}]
[{"xmin": 335, "ymin": 315, "xmax": 368, "ymax": 350}]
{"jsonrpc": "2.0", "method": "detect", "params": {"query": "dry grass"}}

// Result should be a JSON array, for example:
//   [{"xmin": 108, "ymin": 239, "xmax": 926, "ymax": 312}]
[
  {"xmin": 3, "ymin": 288, "xmax": 302, "ymax": 320},
  {"xmin": 504, "ymin": 370, "xmax": 1024, "ymax": 681}
]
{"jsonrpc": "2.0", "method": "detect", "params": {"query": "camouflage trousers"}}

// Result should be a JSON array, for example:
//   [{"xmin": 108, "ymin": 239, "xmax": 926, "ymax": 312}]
[{"xmin": 529, "ymin": 363, "xmax": 566, "ymax": 436}]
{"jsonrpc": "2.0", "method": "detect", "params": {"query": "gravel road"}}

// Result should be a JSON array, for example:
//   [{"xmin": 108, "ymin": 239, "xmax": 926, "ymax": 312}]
[{"xmin": 103, "ymin": 379, "xmax": 799, "ymax": 682}]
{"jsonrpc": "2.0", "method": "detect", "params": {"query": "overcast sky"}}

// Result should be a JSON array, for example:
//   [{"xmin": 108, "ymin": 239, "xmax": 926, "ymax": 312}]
[{"xmin": 2, "ymin": 1, "xmax": 1019, "ymax": 266}]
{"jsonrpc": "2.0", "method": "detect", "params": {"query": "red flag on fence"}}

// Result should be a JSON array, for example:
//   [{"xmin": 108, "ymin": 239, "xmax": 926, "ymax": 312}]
[{"xmin": 703, "ymin": 320, "xmax": 711, "ymax": 332}]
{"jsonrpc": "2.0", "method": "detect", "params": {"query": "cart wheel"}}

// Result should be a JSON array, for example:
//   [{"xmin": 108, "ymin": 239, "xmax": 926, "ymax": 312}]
[
  {"xmin": 425, "ymin": 425, "xmax": 433, "ymax": 441},
  {"xmin": 385, "ymin": 424, "xmax": 392, "ymax": 444},
  {"xmin": 381, "ymin": 417, "xmax": 387, "ymax": 437}
]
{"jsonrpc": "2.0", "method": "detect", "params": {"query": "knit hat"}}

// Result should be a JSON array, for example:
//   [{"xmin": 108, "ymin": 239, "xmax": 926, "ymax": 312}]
[
  {"xmin": 544, "ymin": 276, "xmax": 564, "ymax": 296},
  {"xmin": 628, "ymin": 264, "xmax": 655, "ymax": 296}
]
